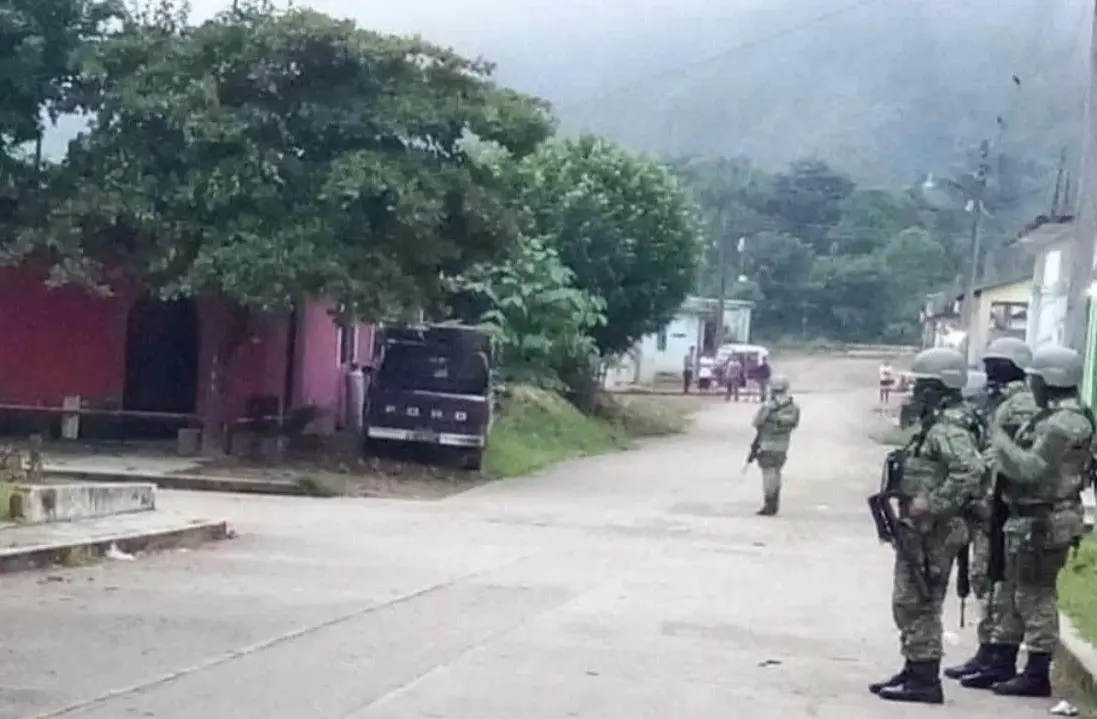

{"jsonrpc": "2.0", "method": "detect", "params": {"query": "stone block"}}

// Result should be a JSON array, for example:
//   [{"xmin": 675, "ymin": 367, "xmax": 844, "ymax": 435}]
[
  {"xmin": 9, "ymin": 482, "xmax": 156, "ymax": 524},
  {"xmin": 229, "ymin": 431, "xmax": 255, "ymax": 459},
  {"xmin": 177, "ymin": 428, "xmax": 201, "ymax": 457}
]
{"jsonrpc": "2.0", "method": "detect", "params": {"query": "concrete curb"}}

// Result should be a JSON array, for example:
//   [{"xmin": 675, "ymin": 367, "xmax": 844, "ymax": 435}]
[
  {"xmin": 43, "ymin": 470, "xmax": 306, "ymax": 497},
  {"xmin": 1057, "ymin": 613, "xmax": 1097, "ymax": 696},
  {"xmin": 0, "ymin": 519, "xmax": 230, "ymax": 574}
]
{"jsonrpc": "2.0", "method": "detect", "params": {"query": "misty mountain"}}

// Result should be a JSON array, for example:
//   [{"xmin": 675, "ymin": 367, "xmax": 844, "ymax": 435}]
[{"xmin": 43, "ymin": 0, "xmax": 1092, "ymax": 224}]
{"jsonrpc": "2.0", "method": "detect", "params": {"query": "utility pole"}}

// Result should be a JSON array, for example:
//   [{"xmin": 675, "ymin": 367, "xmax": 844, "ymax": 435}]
[
  {"xmin": 714, "ymin": 232, "xmax": 728, "ymax": 350},
  {"xmin": 958, "ymin": 140, "xmax": 991, "ymax": 365},
  {"xmin": 1065, "ymin": 0, "xmax": 1097, "ymax": 351}
]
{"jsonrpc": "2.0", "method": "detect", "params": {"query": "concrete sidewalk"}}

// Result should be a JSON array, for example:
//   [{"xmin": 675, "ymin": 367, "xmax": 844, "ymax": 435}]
[{"xmin": 0, "ymin": 357, "xmax": 1056, "ymax": 719}]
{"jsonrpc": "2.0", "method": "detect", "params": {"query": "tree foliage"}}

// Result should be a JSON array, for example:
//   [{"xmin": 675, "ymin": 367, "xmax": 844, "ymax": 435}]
[
  {"xmin": 443, "ymin": 233, "xmax": 606, "ymax": 389},
  {"xmin": 20, "ymin": 1, "xmax": 554, "ymax": 319},
  {"xmin": 514, "ymin": 135, "xmax": 701, "ymax": 357},
  {"xmin": 674, "ymin": 153, "xmax": 1042, "ymax": 344},
  {"xmin": 0, "ymin": 0, "xmax": 123, "ymax": 246}
]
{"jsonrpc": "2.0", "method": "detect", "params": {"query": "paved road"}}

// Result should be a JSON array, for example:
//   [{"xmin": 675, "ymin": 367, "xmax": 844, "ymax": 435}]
[{"xmin": 0, "ymin": 356, "xmax": 1056, "ymax": 718}]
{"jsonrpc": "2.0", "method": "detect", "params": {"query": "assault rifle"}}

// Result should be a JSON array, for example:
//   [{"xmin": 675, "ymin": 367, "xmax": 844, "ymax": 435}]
[
  {"xmin": 867, "ymin": 446, "xmax": 932, "ymax": 602},
  {"xmin": 955, "ymin": 544, "xmax": 970, "ymax": 627},
  {"xmin": 986, "ymin": 477, "xmax": 1008, "ymax": 584},
  {"xmin": 742, "ymin": 431, "xmax": 761, "ymax": 475}
]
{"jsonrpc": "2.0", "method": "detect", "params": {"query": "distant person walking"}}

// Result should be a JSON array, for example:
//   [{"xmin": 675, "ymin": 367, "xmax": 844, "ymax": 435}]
[
  {"xmin": 879, "ymin": 360, "xmax": 895, "ymax": 404},
  {"xmin": 682, "ymin": 346, "xmax": 695, "ymax": 394},
  {"xmin": 753, "ymin": 357, "xmax": 772, "ymax": 402},
  {"xmin": 724, "ymin": 356, "xmax": 743, "ymax": 402}
]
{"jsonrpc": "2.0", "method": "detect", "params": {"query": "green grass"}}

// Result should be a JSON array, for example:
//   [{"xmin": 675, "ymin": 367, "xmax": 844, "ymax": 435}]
[
  {"xmin": 483, "ymin": 386, "xmax": 693, "ymax": 478},
  {"xmin": 1059, "ymin": 534, "xmax": 1097, "ymax": 645},
  {"xmin": 484, "ymin": 386, "xmax": 628, "ymax": 478}
]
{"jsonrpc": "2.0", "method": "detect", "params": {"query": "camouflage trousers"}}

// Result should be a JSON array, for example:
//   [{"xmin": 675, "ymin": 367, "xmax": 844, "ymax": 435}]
[
  {"xmin": 968, "ymin": 526, "xmax": 1012, "ymax": 644},
  {"xmin": 991, "ymin": 544, "xmax": 1069, "ymax": 652},
  {"xmin": 892, "ymin": 519, "xmax": 967, "ymax": 661},
  {"xmin": 758, "ymin": 451, "xmax": 787, "ymax": 500}
]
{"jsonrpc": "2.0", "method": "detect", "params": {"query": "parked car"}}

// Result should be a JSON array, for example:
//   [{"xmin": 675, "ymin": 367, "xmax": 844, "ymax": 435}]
[
  {"xmin": 364, "ymin": 324, "xmax": 493, "ymax": 470},
  {"xmin": 714, "ymin": 343, "xmax": 769, "ymax": 387}
]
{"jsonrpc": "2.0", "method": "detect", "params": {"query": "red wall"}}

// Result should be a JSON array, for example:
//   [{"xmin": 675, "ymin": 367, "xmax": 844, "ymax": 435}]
[
  {"xmin": 0, "ymin": 265, "xmax": 288, "ymax": 419},
  {"xmin": 218, "ymin": 312, "xmax": 290, "ymax": 419},
  {"xmin": 0, "ymin": 266, "xmax": 372, "ymax": 435},
  {"xmin": 0, "ymin": 266, "xmax": 135, "ymax": 406}
]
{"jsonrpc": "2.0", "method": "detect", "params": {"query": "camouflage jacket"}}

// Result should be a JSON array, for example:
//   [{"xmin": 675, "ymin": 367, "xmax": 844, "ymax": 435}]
[
  {"xmin": 901, "ymin": 400, "xmax": 985, "ymax": 516},
  {"xmin": 751, "ymin": 394, "xmax": 800, "ymax": 453},
  {"xmin": 994, "ymin": 395, "xmax": 1095, "ymax": 507},
  {"xmin": 980, "ymin": 379, "xmax": 1038, "ymax": 493}
]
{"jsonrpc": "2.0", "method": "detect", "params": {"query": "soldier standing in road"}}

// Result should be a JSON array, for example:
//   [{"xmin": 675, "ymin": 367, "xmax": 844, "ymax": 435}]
[
  {"xmin": 750, "ymin": 375, "xmax": 800, "ymax": 516},
  {"xmin": 870, "ymin": 347, "xmax": 984, "ymax": 704},
  {"xmin": 946, "ymin": 337, "xmax": 1038, "ymax": 686},
  {"xmin": 978, "ymin": 345, "xmax": 1095, "ymax": 697}
]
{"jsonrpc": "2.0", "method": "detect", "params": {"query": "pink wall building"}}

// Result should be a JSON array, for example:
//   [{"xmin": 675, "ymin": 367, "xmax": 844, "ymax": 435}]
[{"xmin": 0, "ymin": 263, "xmax": 374, "ymax": 440}]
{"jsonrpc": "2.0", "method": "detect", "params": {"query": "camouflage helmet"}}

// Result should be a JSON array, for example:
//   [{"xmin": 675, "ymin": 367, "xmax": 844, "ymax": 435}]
[
  {"xmin": 770, "ymin": 375, "xmax": 790, "ymax": 394},
  {"xmin": 909, "ymin": 347, "xmax": 967, "ymax": 390},
  {"xmin": 983, "ymin": 336, "xmax": 1032, "ymax": 370},
  {"xmin": 1027, "ymin": 344, "xmax": 1084, "ymax": 388}
]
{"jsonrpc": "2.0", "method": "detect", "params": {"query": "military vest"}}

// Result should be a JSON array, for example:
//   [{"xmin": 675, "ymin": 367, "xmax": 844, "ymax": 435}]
[
  {"xmin": 1009, "ymin": 396, "xmax": 1096, "ymax": 504},
  {"xmin": 900, "ymin": 401, "xmax": 982, "ymax": 499}
]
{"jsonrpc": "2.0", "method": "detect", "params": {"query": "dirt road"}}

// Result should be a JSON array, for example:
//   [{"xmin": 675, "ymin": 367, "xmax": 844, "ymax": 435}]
[{"xmin": 0, "ymin": 354, "xmax": 1055, "ymax": 718}]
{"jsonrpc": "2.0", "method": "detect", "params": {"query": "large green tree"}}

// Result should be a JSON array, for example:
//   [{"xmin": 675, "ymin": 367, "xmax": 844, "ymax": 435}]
[
  {"xmin": 26, "ymin": 1, "xmax": 553, "ymax": 317},
  {"xmin": 764, "ymin": 159, "xmax": 855, "ymax": 252},
  {"xmin": 515, "ymin": 135, "xmax": 701, "ymax": 357},
  {"xmin": 0, "ymin": 0, "xmax": 122, "ymax": 245},
  {"xmin": 21, "ymin": 0, "xmax": 553, "ymax": 446}
]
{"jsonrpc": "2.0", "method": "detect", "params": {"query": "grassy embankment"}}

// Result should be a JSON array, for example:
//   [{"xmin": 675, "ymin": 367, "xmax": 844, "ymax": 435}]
[{"xmin": 482, "ymin": 385, "xmax": 698, "ymax": 478}]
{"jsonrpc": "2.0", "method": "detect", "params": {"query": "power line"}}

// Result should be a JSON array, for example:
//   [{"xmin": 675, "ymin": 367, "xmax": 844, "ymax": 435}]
[{"xmin": 556, "ymin": 0, "xmax": 892, "ymax": 112}]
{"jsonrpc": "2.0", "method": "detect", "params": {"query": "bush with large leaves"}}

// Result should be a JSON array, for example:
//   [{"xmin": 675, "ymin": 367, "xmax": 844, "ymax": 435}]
[{"xmin": 444, "ymin": 234, "xmax": 606, "ymax": 391}]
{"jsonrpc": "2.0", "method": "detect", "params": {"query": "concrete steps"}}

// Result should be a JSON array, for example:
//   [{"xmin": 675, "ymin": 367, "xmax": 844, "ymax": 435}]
[
  {"xmin": 9, "ymin": 481, "xmax": 156, "ymax": 524},
  {"xmin": 42, "ymin": 468, "xmax": 304, "ymax": 496},
  {"xmin": 0, "ymin": 480, "xmax": 231, "ymax": 574}
]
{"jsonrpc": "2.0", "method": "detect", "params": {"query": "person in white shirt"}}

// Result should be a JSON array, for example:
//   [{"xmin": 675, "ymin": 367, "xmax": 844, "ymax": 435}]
[
  {"xmin": 682, "ymin": 346, "xmax": 695, "ymax": 394},
  {"xmin": 879, "ymin": 361, "xmax": 895, "ymax": 404}
]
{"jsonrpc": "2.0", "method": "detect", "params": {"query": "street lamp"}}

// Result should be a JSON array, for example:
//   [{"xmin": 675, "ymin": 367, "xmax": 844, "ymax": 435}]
[{"xmin": 920, "ymin": 141, "xmax": 992, "ymax": 363}]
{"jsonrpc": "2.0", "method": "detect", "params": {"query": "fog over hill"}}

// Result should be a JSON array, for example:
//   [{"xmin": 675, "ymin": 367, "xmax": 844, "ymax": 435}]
[{"xmin": 46, "ymin": 0, "xmax": 1092, "ymax": 212}]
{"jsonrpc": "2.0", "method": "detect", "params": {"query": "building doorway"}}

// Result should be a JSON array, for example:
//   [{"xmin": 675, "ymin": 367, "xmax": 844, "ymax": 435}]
[{"xmin": 123, "ymin": 297, "xmax": 199, "ymax": 437}]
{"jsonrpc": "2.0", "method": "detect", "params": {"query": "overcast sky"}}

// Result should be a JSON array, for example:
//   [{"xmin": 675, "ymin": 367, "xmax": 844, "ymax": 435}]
[{"xmin": 44, "ymin": 0, "xmax": 1093, "ymax": 185}]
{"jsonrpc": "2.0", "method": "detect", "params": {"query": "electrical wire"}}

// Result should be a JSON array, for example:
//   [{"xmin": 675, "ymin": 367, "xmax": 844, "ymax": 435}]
[
  {"xmin": 554, "ymin": 0, "xmax": 1084, "ymax": 176},
  {"xmin": 555, "ymin": 0, "xmax": 893, "ymax": 113}
]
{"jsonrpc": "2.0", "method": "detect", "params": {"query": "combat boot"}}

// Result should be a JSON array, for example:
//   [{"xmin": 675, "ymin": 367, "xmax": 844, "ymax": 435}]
[
  {"xmin": 960, "ymin": 643, "xmax": 1018, "ymax": 689},
  {"xmin": 756, "ymin": 496, "xmax": 777, "ymax": 516},
  {"xmin": 877, "ymin": 659, "xmax": 944, "ymax": 704},
  {"xmin": 868, "ymin": 661, "xmax": 909, "ymax": 695},
  {"xmin": 944, "ymin": 643, "xmax": 992, "ymax": 679},
  {"xmin": 992, "ymin": 651, "xmax": 1052, "ymax": 698}
]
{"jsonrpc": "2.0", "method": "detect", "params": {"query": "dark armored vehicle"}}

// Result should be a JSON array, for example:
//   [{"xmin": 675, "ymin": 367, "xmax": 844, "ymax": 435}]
[{"xmin": 364, "ymin": 324, "xmax": 493, "ymax": 469}]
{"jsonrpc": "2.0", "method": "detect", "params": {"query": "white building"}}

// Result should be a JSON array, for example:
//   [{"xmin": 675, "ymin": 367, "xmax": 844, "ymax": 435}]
[
  {"xmin": 1018, "ymin": 217, "xmax": 1073, "ymax": 350},
  {"xmin": 605, "ymin": 296, "xmax": 754, "ymax": 387}
]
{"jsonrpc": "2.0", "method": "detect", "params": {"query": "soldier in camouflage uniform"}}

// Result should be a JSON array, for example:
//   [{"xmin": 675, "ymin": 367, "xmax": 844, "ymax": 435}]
[
  {"xmin": 751, "ymin": 375, "xmax": 800, "ymax": 516},
  {"xmin": 870, "ymin": 347, "xmax": 984, "ymax": 704},
  {"xmin": 981, "ymin": 345, "xmax": 1095, "ymax": 697},
  {"xmin": 946, "ymin": 337, "xmax": 1038, "ymax": 687}
]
